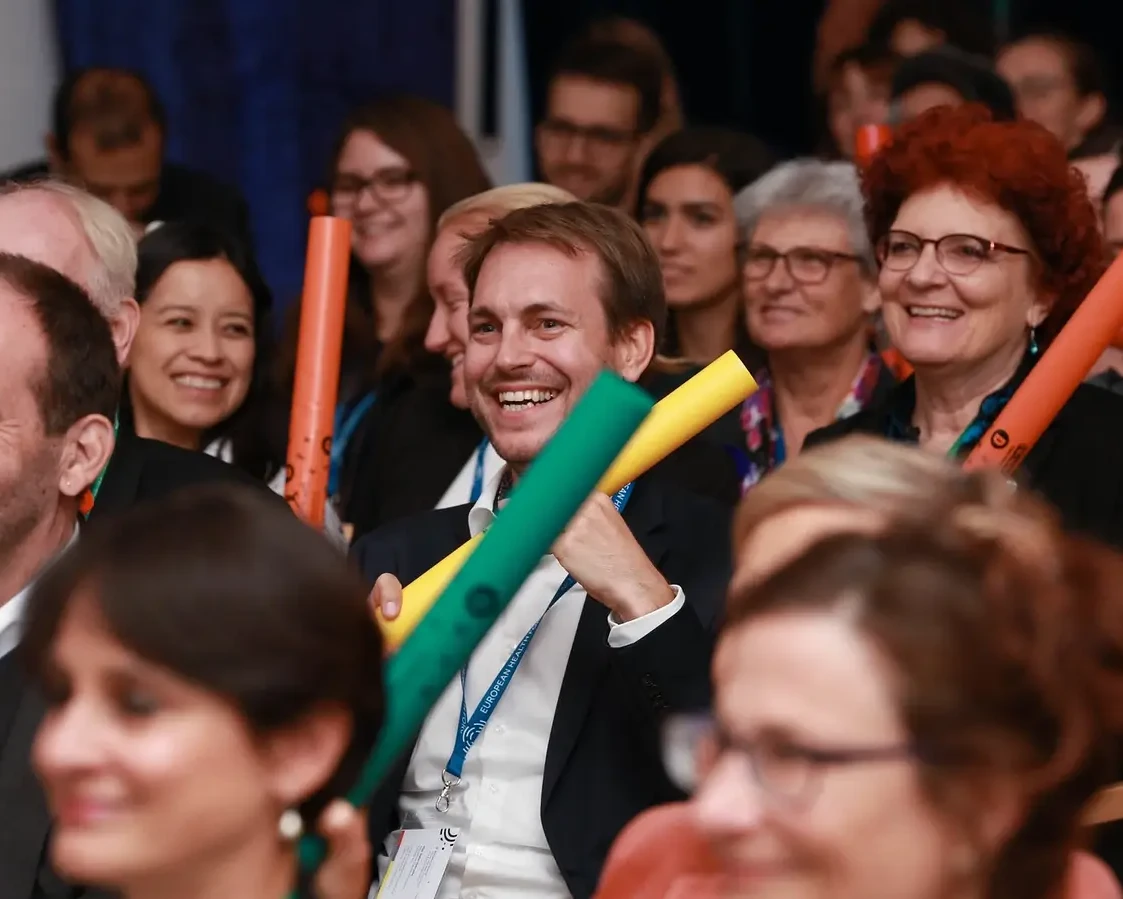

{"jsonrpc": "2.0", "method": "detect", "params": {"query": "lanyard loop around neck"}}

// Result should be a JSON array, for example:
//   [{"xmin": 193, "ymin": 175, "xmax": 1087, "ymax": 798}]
[{"xmin": 435, "ymin": 480, "xmax": 635, "ymax": 812}]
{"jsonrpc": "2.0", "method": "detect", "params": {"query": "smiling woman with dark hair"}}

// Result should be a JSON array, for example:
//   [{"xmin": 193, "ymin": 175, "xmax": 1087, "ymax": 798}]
[{"xmin": 124, "ymin": 221, "xmax": 278, "ymax": 483}]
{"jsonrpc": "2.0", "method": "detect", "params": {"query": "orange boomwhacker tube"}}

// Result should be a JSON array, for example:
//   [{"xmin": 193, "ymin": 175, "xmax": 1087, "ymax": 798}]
[
  {"xmin": 963, "ymin": 252, "xmax": 1123, "ymax": 474},
  {"xmin": 854, "ymin": 124, "xmax": 892, "ymax": 168},
  {"xmin": 284, "ymin": 216, "xmax": 352, "ymax": 525}
]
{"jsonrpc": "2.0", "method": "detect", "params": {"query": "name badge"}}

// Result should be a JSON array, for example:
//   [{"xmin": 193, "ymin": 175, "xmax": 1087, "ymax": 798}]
[{"xmin": 373, "ymin": 827, "xmax": 460, "ymax": 899}]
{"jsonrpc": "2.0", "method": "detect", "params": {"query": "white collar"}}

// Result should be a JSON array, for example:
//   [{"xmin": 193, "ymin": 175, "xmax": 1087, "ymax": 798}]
[
  {"xmin": 0, "ymin": 524, "xmax": 80, "ymax": 660},
  {"xmin": 467, "ymin": 465, "xmax": 511, "ymax": 538}
]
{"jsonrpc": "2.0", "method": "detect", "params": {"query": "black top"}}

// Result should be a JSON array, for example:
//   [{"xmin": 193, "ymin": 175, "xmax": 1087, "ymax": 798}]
[
  {"xmin": 90, "ymin": 430, "xmax": 278, "ymax": 522},
  {"xmin": 804, "ymin": 374, "xmax": 1123, "ymax": 549},
  {"xmin": 1, "ymin": 159, "xmax": 252, "ymax": 251},
  {"xmin": 351, "ymin": 476, "xmax": 731, "ymax": 899}
]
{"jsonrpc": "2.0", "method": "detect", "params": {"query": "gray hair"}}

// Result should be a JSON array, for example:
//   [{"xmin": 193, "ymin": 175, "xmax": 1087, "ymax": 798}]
[
  {"xmin": 733, "ymin": 159, "xmax": 875, "ymax": 273},
  {"xmin": 0, "ymin": 179, "xmax": 137, "ymax": 318}
]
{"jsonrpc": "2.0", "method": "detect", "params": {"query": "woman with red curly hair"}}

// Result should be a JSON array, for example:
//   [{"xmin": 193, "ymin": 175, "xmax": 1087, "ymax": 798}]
[{"xmin": 806, "ymin": 103, "xmax": 1123, "ymax": 548}]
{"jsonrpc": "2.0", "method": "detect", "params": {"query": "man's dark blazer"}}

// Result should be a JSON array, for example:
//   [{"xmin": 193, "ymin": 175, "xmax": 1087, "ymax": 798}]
[
  {"xmin": 0, "ymin": 432, "xmax": 277, "ymax": 899},
  {"xmin": 351, "ymin": 476, "xmax": 731, "ymax": 899}
]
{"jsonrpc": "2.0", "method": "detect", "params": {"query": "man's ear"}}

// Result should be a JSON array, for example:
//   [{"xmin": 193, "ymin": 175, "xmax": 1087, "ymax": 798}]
[
  {"xmin": 58, "ymin": 414, "xmax": 116, "ymax": 499},
  {"xmin": 612, "ymin": 319, "xmax": 656, "ymax": 383},
  {"xmin": 113, "ymin": 298, "xmax": 141, "ymax": 366}
]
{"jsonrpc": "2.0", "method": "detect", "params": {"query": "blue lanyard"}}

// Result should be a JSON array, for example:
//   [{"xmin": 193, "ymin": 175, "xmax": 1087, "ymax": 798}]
[
  {"xmin": 328, "ymin": 391, "xmax": 377, "ymax": 497},
  {"xmin": 468, "ymin": 439, "xmax": 489, "ymax": 504},
  {"xmin": 435, "ymin": 480, "xmax": 635, "ymax": 812},
  {"xmin": 772, "ymin": 426, "xmax": 788, "ymax": 468}
]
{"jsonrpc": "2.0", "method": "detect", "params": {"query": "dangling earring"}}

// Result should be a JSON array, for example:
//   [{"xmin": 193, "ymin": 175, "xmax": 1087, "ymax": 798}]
[
  {"xmin": 1028, "ymin": 326, "xmax": 1040, "ymax": 356},
  {"xmin": 278, "ymin": 808, "xmax": 304, "ymax": 841}
]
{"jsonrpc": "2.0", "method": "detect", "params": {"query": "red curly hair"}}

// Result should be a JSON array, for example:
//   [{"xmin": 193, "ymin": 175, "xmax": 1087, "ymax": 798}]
[{"xmin": 863, "ymin": 104, "xmax": 1108, "ymax": 347}]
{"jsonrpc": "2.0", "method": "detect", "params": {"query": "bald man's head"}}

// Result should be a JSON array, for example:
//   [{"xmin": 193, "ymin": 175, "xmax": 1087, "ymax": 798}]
[{"xmin": 0, "ymin": 182, "xmax": 139, "ymax": 362}]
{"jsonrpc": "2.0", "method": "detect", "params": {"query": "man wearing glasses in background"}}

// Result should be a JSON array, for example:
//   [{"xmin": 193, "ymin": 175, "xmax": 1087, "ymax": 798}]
[{"xmin": 535, "ymin": 35, "xmax": 663, "ymax": 210}]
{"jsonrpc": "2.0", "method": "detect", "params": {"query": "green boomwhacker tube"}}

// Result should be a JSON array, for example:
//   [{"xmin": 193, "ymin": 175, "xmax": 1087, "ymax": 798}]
[{"xmin": 293, "ymin": 371, "xmax": 654, "ymax": 885}]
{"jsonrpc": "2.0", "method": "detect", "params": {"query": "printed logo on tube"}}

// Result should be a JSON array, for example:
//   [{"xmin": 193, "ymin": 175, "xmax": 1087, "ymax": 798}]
[
  {"xmin": 990, "ymin": 430, "xmax": 1010, "ymax": 449},
  {"xmin": 465, "ymin": 585, "xmax": 501, "ymax": 619}
]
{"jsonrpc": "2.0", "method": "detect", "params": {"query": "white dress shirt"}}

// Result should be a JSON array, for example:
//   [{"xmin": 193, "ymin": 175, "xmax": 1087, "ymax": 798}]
[
  {"xmin": 436, "ymin": 440, "xmax": 505, "ymax": 510},
  {"xmin": 379, "ymin": 469, "xmax": 685, "ymax": 899},
  {"xmin": 0, "ymin": 525, "xmax": 80, "ymax": 660}
]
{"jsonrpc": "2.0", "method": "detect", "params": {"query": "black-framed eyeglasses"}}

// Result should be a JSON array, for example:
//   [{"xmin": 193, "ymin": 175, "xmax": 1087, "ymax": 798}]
[
  {"xmin": 742, "ymin": 244, "xmax": 863, "ymax": 286},
  {"xmin": 876, "ymin": 230, "xmax": 1031, "ymax": 276},
  {"xmin": 538, "ymin": 117, "xmax": 638, "ymax": 151},
  {"xmin": 663, "ymin": 713, "xmax": 916, "ymax": 808},
  {"xmin": 331, "ymin": 167, "xmax": 419, "ymax": 206}
]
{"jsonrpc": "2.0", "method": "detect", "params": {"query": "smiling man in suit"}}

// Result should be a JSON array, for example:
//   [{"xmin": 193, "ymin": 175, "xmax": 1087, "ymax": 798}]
[{"xmin": 355, "ymin": 201, "xmax": 731, "ymax": 899}]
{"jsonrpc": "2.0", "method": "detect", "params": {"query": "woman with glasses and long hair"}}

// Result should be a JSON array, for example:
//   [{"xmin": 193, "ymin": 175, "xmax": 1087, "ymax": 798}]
[
  {"xmin": 274, "ymin": 95, "xmax": 491, "ymax": 526},
  {"xmin": 806, "ymin": 103, "xmax": 1123, "ymax": 547},
  {"xmin": 732, "ymin": 159, "xmax": 896, "ymax": 492}
]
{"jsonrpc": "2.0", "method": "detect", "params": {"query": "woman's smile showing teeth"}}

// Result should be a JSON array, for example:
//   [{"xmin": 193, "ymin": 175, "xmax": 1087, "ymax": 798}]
[
  {"xmin": 173, "ymin": 374, "xmax": 225, "ymax": 391},
  {"xmin": 497, "ymin": 388, "xmax": 558, "ymax": 410},
  {"xmin": 906, "ymin": 305, "xmax": 963, "ymax": 320}
]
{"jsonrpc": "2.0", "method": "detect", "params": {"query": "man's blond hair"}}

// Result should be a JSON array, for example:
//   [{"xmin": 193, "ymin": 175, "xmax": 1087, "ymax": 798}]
[
  {"xmin": 437, "ymin": 183, "xmax": 577, "ymax": 232},
  {"xmin": 0, "ymin": 179, "xmax": 137, "ymax": 317}
]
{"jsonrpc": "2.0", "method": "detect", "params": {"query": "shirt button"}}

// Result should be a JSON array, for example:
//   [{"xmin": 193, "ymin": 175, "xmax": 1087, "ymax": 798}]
[
  {"xmin": 494, "ymin": 724, "xmax": 506, "ymax": 734},
  {"xmin": 490, "ymin": 783, "xmax": 499, "ymax": 794}
]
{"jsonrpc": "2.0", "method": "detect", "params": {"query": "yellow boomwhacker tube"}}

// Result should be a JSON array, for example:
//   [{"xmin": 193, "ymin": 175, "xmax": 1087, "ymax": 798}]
[{"xmin": 376, "ymin": 350, "xmax": 758, "ymax": 651}]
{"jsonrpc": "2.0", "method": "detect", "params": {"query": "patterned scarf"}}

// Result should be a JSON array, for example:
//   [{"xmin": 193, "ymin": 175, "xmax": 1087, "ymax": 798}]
[{"xmin": 736, "ymin": 352, "xmax": 885, "ymax": 492}]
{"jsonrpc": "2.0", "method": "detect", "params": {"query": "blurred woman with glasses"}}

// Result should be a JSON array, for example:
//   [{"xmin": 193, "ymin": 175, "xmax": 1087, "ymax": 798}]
[
  {"xmin": 732, "ymin": 159, "xmax": 896, "ymax": 492},
  {"xmin": 273, "ymin": 95, "xmax": 491, "ymax": 528},
  {"xmin": 687, "ymin": 491, "xmax": 1123, "ymax": 899},
  {"xmin": 596, "ymin": 436, "xmax": 1123, "ymax": 898},
  {"xmin": 806, "ymin": 103, "xmax": 1123, "ymax": 548}
]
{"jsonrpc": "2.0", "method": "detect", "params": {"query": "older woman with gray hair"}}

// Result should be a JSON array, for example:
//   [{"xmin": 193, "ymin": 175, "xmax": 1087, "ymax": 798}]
[{"xmin": 734, "ymin": 158, "xmax": 896, "ymax": 490}]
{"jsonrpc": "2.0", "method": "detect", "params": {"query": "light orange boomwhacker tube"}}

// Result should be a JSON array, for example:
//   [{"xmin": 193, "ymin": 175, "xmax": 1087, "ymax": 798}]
[
  {"xmin": 962, "ymin": 251, "xmax": 1123, "ymax": 474},
  {"xmin": 284, "ymin": 216, "xmax": 352, "ymax": 527},
  {"xmin": 951, "ymin": 251, "xmax": 1123, "ymax": 826},
  {"xmin": 376, "ymin": 351, "xmax": 758, "ymax": 651}
]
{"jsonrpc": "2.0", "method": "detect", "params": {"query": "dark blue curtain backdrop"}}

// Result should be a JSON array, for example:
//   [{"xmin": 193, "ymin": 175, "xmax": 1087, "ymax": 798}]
[{"xmin": 54, "ymin": 0, "xmax": 456, "ymax": 309}]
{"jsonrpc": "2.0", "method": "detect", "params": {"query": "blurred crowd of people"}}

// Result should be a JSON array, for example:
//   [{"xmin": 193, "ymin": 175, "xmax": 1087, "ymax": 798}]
[{"xmin": 5, "ymin": 2, "xmax": 1123, "ymax": 899}]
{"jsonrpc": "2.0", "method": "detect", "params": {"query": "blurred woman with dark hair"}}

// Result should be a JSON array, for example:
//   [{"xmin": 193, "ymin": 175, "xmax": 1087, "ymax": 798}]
[
  {"xmin": 276, "ymin": 95, "xmax": 492, "ymax": 524},
  {"xmin": 806, "ymin": 104, "xmax": 1123, "ymax": 547},
  {"xmin": 23, "ymin": 485, "xmax": 384, "ymax": 899}
]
